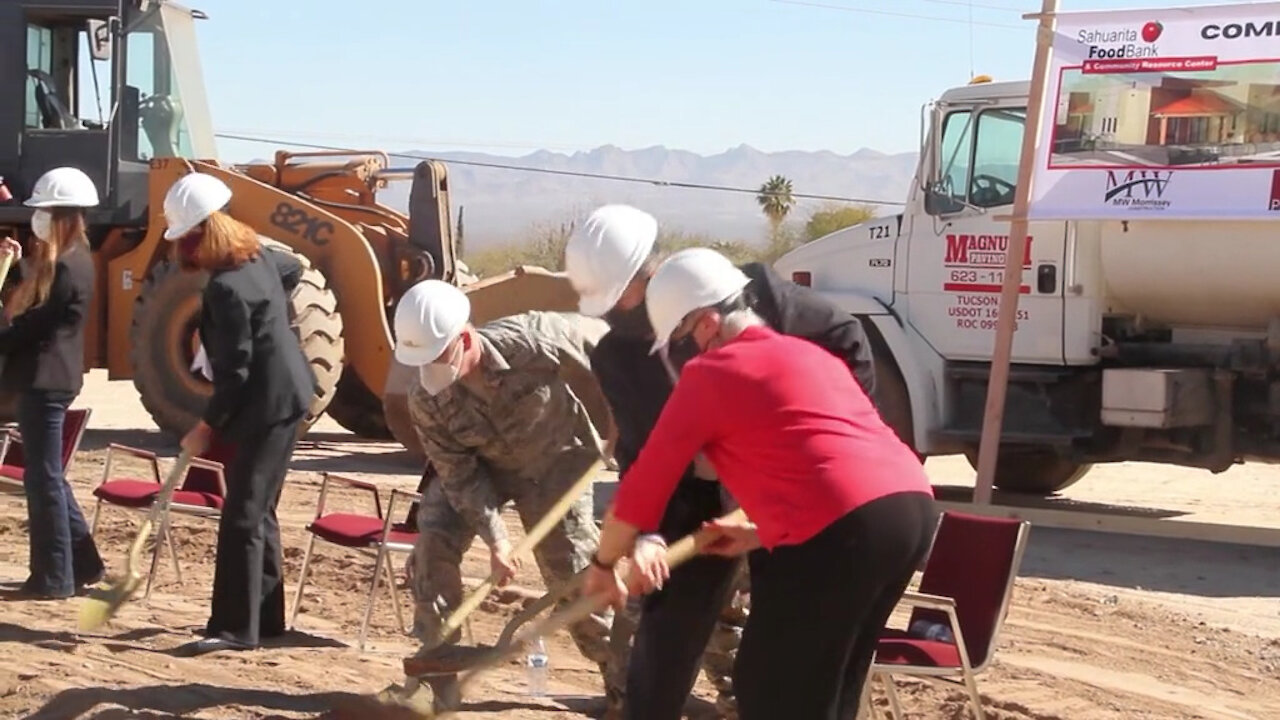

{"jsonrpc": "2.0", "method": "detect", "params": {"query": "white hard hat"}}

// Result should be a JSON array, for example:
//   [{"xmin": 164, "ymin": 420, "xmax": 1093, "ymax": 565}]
[
  {"xmin": 564, "ymin": 204, "xmax": 658, "ymax": 317},
  {"xmin": 163, "ymin": 173, "xmax": 232, "ymax": 240},
  {"xmin": 645, "ymin": 247, "xmax": 750, "ymax": 354},
  {"xmin": 24, "ymin": 167, "xmax": 99, "ymax": 208},
  {"xmin": 393, "ymin": 279, "xmax": 471, "ymax": 366}
]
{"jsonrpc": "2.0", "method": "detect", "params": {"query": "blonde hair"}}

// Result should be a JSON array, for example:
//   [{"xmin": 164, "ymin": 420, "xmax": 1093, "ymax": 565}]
[
  {"xmin": 7, "ymin": 209, "xmax": 88, "ymax": 315},
  {"xmin": 177, "ymin": 210, "xmax": 261, "ymax": 271}
]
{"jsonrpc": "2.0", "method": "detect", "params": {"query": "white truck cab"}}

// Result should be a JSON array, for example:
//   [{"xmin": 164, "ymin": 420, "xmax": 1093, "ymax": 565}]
[{"xmin": 776, "ymin": 77, "xmax": 1280, "ymax": 494}]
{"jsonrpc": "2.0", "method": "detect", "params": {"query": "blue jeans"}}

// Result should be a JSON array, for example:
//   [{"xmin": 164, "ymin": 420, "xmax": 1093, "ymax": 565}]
[{"xmin": 19, "ymin": 390, "xmax": 102, "ymax": 597}]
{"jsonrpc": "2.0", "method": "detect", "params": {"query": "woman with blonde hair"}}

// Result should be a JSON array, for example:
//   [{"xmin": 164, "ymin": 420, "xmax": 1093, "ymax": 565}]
[
  {"xmin": 0, "ymin": 166, "xmax": 104, "ymax": 599},
  {"xmin": 165, "ymin": 173, "xmax": 316, "ymax": 655}
]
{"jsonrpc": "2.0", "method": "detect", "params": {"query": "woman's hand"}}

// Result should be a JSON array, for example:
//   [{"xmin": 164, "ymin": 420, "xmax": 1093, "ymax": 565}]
[
  {"xmin": 0, "ymin": 236, "xmax": 21, "ymax": 262},
  {"xmin": 583, "ymin": 561, "xmax": 628, "ymax": 611},
  {"xmin": 701, "ymin": 517, "xmax": 762, "ymax": 557},
  {"xmin": 180, "ymin": 421, "xmax": 213, "ymax": 456},
  {"xmin": 489, "ymin": 539, "xmax": 521, "ymax": 587},
  {"xmin": 626, "ymin": 535, "xmax": 670, "ymax": 594}
]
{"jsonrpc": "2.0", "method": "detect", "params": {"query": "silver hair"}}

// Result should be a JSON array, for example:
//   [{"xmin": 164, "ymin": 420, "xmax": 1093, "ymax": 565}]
[{"xmin": 718, "ymin": 307, "xmax": 765, "ymax": 337}]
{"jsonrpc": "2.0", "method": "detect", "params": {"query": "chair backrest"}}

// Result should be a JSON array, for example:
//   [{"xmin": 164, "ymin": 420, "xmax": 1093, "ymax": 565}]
[
  {"xmin": 0, "ymin": 408, "xmax": 91, "ymax": 471},
  {"xmin": 182, "ymin": 439, "xmax": 234, "ymax": 496},
  {"xmin": 60, "ymin": 408, "xmax": 92, "ymax": 471},
  {"xmin": 912, "ymin": 511, "xmax": 1029, "ymax": 669}
]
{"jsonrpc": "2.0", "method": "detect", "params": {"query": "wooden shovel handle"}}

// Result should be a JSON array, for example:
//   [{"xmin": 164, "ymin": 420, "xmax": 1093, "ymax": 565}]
[{"xmin": 435, "ymin": 458, "xmax": 605, "ymax": 643}]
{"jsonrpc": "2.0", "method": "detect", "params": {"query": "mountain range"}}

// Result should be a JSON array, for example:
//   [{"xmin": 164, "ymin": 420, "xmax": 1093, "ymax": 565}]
[{"xmin": 372, "ymin": 144, "xmax": 920, "ymax": 250}]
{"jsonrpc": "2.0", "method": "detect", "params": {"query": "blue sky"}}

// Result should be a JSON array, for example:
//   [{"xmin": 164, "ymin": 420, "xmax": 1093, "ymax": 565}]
[{"xmin": 198, "ymin": 0, "xmax": 1228, "ymax": 161}]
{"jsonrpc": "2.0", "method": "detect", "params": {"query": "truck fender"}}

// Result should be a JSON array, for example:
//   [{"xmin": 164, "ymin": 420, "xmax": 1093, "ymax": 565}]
[{"xmin": 819, "ymin": 291, "xmax": 939, "ymax": 453}]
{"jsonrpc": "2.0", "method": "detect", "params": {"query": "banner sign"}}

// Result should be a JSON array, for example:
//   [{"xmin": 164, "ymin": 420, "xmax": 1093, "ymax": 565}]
[{"xmin": 1028, "ymin": 2, "xmax": 1280, "ymax": 220}]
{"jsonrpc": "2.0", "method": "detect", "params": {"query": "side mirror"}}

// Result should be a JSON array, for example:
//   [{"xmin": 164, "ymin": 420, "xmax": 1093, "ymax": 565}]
[
  {"xmin": 87, "ymin": 19, "xmax": 115, "ymax": 61},
  {"xmin": 924, "ymin": 185, "xmax": 966, "ymax": 217}
]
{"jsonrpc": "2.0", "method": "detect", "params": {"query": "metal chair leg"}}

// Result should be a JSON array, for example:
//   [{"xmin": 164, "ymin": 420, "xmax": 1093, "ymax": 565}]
[
  {"xmin": 287, "ymin": 534, "xmax": 318, "ymax": 630},
  {"xmin": 144, "ymin": 521, "xmax": 165, "ymax": 599},
  {"xmin": 90, "ymin": 499, "xmax": 102, "ymax": 535},
  {"xmin": 963, "ymin": 670, "xmax": 986, "ymax": 720},
  {"xmin": 358, "ymin": 542, "xmax": 390, "ymax": 651},
  {"xmin": 855, "ymin": 669, "xmax": 875, "ymax": 719},
  {"xmin": 165, "ymin": 522, "xmax": 183, "ymax": 585},
  {"xmin": 385, "ymin": 550, "xmax": 408, "ymax": 634},
  {"xmin": 881, "ymin": 674, "xmax": 905, "ymax": 720}
]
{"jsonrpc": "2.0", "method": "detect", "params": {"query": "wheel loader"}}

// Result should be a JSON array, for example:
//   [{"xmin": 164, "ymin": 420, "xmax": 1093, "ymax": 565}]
[{"xmin": 0, "ymin": 0, "xmax": 615, "ymax": 459}]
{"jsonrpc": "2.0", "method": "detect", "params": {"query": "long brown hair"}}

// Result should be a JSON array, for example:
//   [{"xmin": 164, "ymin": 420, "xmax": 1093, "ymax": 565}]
[
  {"xmin": 8, "ymin": 209, "xmax": 88, "ymax": 315},
  {"xmin": 175, "ymin": 210, "xmax": 261, "ymax": 271}
]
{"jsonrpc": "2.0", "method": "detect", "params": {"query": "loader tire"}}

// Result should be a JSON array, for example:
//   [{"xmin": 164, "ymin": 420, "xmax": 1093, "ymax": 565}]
[
  {"xmin": 325, "ymin": 369, "xmax": 394, "ymax": 440},
  {"xmin": 383, "ymin": 360, "xmax": 427, "ymax": 463},
  {"xmin": 963, "ymin": 448, "xmax": 1091, "ymax": 496},
  {"xmin": 131, "ymin": 248, "xmax": 344, "ymax": 439}
]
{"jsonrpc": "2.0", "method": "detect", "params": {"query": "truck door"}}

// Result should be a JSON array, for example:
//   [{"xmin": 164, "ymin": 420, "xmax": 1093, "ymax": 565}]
[{"xmin": 908, "ymin": 104, "xmax": 1067, "ymax": 365}]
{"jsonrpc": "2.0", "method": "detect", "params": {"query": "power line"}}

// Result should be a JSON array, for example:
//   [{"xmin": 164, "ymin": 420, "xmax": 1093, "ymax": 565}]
[
  {"xmin": 768, "ymin": 0, "xmax": 1026, "ymax": 29},
  {"xmin": 215, "ymin": 132, "xmax": 909, "ymax": 206},
  {"xmin": 216, "ymin": 127, "xmax": 589, "ymax": 153}
]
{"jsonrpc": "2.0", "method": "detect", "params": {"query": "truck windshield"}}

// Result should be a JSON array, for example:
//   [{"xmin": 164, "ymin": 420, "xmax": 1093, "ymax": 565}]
[
  {"xmin": 123, "ymin": 4, "xmax": 217, "ymax": 161},
  {"xmin": 936, "ymin": 106, "xmax": 1026, "ymax": 210}
]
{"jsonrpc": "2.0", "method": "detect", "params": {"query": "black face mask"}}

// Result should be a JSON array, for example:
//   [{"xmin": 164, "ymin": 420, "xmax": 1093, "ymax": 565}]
[
  {"xmin": 604, "ymin": 300, "xmax": 654, "ymax": 340},
  {"xmin": 666, "ymin": 332, "xmax": 704, "ymax": 373}
]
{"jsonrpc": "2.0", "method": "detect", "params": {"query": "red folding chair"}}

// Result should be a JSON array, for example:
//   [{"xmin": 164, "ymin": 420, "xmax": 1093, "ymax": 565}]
[
  {"xmin": 89, "ymin": 440, "xmax": 235, "ymax": 597},
  {"xmin": 871, "ymin": 512, "xmax": 1031, "ymax": 720},
  {"xmin": 288, "ymin": 469, "xmax": 424, "ymax": 649},
  {"xmin": 0, "ymin": 407, "xmax": 92, "ymax": 494}
]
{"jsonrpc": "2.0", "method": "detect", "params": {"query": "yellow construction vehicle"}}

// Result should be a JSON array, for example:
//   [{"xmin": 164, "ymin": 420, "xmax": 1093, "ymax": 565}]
[{"xmin": 0, "ymin": 0, "xmax": 614, "ymax": 458}]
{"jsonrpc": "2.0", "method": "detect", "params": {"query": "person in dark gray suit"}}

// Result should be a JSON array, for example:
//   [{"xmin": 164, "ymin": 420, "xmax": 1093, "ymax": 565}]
[
  {"xmin": 0, "ymin": 167, "xmax": 105, "ymax": 600},
  {"xmin": 165, "ymin": 173, "xmax": 316, "ymax": 655}
]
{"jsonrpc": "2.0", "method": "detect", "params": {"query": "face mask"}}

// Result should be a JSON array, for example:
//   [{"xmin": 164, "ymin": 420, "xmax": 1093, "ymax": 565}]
[
  {"xmin": 418, "ymin": 338, "xmax": 464, "ymax": 395},
  {"xmin": 666, "ymin": 331, "xmax": 705, "ymax": 374},
  {"xmin": 30, "ymin": 210, "xmax": 52, "ymax": 241},
  {"xmin": 603, "ymin": 299, "xmax": 653, "ymax": 340}
]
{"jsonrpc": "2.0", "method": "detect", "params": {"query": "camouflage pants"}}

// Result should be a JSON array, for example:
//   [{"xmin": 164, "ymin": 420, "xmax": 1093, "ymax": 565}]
[{"xmin": 408, "ymin": 449, "xmax": 629, "ymax": 699}]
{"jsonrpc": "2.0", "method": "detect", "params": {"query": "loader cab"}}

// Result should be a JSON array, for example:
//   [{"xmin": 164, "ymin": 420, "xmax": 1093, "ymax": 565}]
[{"xmin": 0, "ymin": 0, "xmax": 215, "ymax": 229}]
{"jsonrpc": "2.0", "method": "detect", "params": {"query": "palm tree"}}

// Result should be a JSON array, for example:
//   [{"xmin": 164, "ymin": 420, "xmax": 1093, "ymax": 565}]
[{"xmin": 756, "ymin": 175, "xmax": 796, "ymax": 235}]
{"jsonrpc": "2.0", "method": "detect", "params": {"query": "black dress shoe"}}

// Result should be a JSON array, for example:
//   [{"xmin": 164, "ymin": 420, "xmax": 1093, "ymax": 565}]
[{"xmin": 181, "ymin": 637, "xmax": 258, "ymax": 656}]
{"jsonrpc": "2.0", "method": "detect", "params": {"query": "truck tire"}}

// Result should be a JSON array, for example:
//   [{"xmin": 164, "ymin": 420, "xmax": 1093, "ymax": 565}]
[
  {"xmin": 325, "ymin": 369, "xmax": 394, "ymax": 440},
  {"xmin": 860, "ymin": 317, "xmax": 917, "ymax": 454},
  {"xmin": 963, "ymin": 448, "xmax": 1091, "ymax": 495},
  {"xmin": 131, "ymin": 249, "xmax": 344, "ymax": 439}
]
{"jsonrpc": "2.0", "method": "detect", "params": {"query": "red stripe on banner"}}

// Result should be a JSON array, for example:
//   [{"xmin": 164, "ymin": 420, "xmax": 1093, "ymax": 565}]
[{"xmin": 944, "ymin": 283, "xmax": 1031, "ymax": 294}]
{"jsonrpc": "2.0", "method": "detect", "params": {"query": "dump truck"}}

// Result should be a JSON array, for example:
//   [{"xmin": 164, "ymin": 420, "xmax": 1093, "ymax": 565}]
[
  {"xmin": 775, "ymin": 76, "xmax": 1280, "ymax": 495},
  {"xmin": 0, "ymin": 0, "xmax": 614, "ymax": 459}
]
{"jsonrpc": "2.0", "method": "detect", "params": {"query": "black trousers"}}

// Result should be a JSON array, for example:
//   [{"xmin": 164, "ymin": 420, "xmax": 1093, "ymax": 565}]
[
  {"xmin": 626, "ymin": 479, "xmax": 736, "ymax": 720},
  {"xmin": 733, "ymin": 491, "xmax": 937, "ymax": 720},
  {"xmin": 625, "ymin": 553, "xmax": 741, "ymax": 719},
  {"xmin": 205, "ymin": 415, "xmax": 302, "ymax": 645}
]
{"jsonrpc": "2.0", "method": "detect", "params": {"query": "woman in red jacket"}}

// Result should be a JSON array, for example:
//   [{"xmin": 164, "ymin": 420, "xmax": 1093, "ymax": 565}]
[{"xmin": 584, "ymin": 248, "xmax": 937, "ymax": 720}]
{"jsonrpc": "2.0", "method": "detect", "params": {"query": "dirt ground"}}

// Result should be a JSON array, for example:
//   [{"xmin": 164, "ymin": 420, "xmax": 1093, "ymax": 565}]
[{"xmin": 1, "ymin": 371, "xmax": 1278, "ymax": 719}]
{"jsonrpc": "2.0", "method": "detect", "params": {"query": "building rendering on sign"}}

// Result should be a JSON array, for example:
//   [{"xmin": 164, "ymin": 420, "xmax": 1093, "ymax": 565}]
[{"xmin": 1051, "ymin": 63, "xmax": 1280, "ymax": 166}]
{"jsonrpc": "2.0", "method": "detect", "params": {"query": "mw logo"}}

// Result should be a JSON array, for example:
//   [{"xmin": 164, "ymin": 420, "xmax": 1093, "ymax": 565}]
[{"xmin": 1104, "ymin": 171, "xmax": 1172, "ymax": 201}]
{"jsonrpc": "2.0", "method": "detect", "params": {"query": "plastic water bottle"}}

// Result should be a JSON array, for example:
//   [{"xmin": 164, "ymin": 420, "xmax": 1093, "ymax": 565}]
[
  {"xmin": 525, "ymin": 636, "xmax": 549, "ymax": 696},
  {"xmin": 909, "ymin": 619, "xmax": 955, "ymax": 643}
]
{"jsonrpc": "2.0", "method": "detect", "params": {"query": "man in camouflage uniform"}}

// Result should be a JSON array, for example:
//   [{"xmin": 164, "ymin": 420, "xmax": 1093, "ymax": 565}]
[{"xmin": 388, "ymin": 280, "xmax": 630, "ymax": 717}]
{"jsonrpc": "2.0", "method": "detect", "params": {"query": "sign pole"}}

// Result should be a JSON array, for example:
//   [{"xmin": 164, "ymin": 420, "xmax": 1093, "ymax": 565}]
[{"xmin": 973, "ymin": 0, "xmax": 1060, "ymax": 505}]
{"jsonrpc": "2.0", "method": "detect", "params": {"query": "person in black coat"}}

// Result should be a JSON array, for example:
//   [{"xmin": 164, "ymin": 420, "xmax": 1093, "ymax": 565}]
[
  {"xmin": 563, "ymin": 204, "xmax": 877, "ymax": 719},
  {"xmin": 0, "ymin": 167, "xmax": 105, "ymax": 600},
  {"xmin": 164, "ymin": 173, "xmax": 316, "ymax": 655}
]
